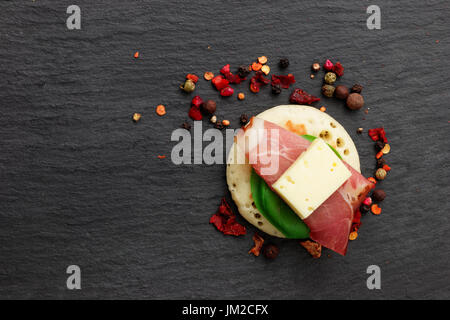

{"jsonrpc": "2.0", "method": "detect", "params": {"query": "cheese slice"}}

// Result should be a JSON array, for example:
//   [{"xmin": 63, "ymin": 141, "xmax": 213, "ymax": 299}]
[{"xmin": 272, "ymin": 138, "xmax": 351, "ymax": 220}]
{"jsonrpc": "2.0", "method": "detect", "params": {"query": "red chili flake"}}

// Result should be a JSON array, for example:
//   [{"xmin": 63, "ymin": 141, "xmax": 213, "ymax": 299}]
[
  {"xmin": 332, "ymin": 62, "xmax": 344, "ymax": 77},
  {"xmin": 249, "ymin": 71, "xmax": 270, "ymax": 93},
  {"xmin": 323, "ymin": 59, "xmax": 334, "ymax": 71},
  {"xmin": 191, "ymin": 95, "xmax": 204, "ymax": 109},
  {"xmin": 271, "ymin": 74, "xmax": 296, "ymax": 89},
  {"xmin": 220, "ymin": 64, "xmax": 246, "ymax": 84},
  {"xmin": 186, "ymin": 74, "xmax": 199, "ymax": 83},
  {"xmin": 220, "ymin": 64, "xmax": 231, "ymax": 75},
  {"xmin": 289, "ymin": 88, "xmax": 320, "ymax": 105},
  {"xmin": 248, "ymin": 233, "xmax": 265, "ymax": 256},
  {"xmin": 368, "ymin": 128, "xmax": 388, "ymax": 143},
  {"xmin": 212, "ymin": 75, "xmax": 230, "ymax": 91},
  {"xmin": 210, "ymin": 198, "xmax": 246, "ymax": 236},
  {"xmin": 220, "ymin": 86, "xmax": 234, "ymax": 97},
  {"xmin": 188, "ymin": 106, "xmax": 202, "ymax": 120}
]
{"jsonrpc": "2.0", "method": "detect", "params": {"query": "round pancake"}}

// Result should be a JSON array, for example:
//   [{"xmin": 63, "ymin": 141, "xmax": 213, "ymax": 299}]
[{"xmin": 226, "ymin": 105, "xmax": 360, "ymax": 238}]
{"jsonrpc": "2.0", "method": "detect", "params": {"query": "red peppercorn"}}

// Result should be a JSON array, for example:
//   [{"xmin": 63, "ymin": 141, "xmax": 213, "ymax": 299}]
[
  {"xmin": 191, "ymin": 95, "xmax": 204, "ymax": 109},
  {"xmin": 188, "ymin": 106, "xmax": 202, "ymax": 120},
  {"xmin": 324, "ymin": 59, "xmax": 333, "ymax": 71},
  {"xmin": 220, "ymin": 86, "xmax": 234, "ymax": 97},
  {"xmin": 212, "ymin": 75, "xmax": 229, "ymax": 91}
]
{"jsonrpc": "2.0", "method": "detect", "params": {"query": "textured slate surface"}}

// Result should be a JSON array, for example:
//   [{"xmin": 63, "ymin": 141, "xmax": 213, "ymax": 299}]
[{"xmin": 0, "ymin": 0, "xmax": 449, "ymax": 299}]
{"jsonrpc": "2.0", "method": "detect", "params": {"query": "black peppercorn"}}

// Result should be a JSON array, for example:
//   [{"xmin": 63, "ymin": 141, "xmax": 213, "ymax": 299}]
[
  {"xmin": 377, "ymin": 158, "xmax": 386, "ymax": 168},
  {"xmin": 279, "ymin": 58, "xmax": 289, "ymax": 68},
  {"xmin": 240, "ymin": 114, "xmax": 249, "ymax": 126},
  {"xmin": 181, "ymin": 121, "xmax": 191, "ymax": 130},
  {"xmin": 375, "ymin": 141, "xmax": 386, "ymax": 151},
  {"xmin": 214, "ymin": 122, "xmax": 224, "ymax": 130},
  {"xmin": 271, "ymin": 83, "xmax": 282, "ymax": 94},
  {"xmin": 351, "ymin": 84, "xmax": 363, "ymax": 94},
  {"xmin": 263, "ymin": 244, "xmax": 279, "ymax": 259},
  {"xmin": 372, "ymin": 189, "xmax": 386, "ymax": 202},
  {"xmin": 360, "ymin": 204, "xmax": 370, "ymax": 214},
  {"xmin": 237, "ymin": 65, "xmax": 251, "ymax": 78}
]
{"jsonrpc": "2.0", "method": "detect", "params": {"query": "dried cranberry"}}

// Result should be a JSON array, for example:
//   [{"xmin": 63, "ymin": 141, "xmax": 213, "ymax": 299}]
[
  {"xmin": 289, "ymin": 88, "xmax": 320, "ymax": 105},
  {"xmin": 220, "ymin": 86, "xmax": 234, "ymax": 97}
]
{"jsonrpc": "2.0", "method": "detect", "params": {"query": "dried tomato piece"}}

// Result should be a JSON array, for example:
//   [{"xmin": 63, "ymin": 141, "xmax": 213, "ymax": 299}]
[
  {"xmin": 271, "ymin": 74, "xmax": 296, "ymax": 89},
  {"xmin": 332, "ymin": 62, "xmax": 344, "ymax": 77},
  {"xmin": 289, "ymin": 88, "xmax": 320, "ymax": 105},
  {"xmin": 210, "ymin": 198, "xmax": 246, "ymax": 236},
  {"xmin": 368, "ymin": 128, "xmax": 388, "ymax": 143},
  {"xmin": 188, "ymin": 106, "xmax": 203, "ymax": 120},
  {"xmin": 248, "ymin": 233, "xmax": 265, "ymax": 256}
]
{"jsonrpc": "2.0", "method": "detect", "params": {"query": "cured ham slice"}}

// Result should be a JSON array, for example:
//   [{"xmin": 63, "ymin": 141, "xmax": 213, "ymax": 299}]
[{"xmin": 236, "ymin": 117, "xmax": 374, "ymax": 255}]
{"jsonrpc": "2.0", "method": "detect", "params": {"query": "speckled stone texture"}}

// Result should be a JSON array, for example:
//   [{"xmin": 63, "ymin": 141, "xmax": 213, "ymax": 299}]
[{"xmin": 0, "ymin": 0, "xmax": 449, "ymax": 299}]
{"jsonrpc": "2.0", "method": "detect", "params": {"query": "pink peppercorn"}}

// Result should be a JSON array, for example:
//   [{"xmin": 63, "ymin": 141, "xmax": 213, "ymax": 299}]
[
  {"xmin": 220, "ymin": 86, "xmax": 234, "ymax": 97},
  {"xmin": 363, "ymin": 197, "xmax": 372, "ymax": 206},
  {"xmin": 191, "ymin": 95, "xmax": 204, "ymax": 109},
  {"xmin": 324, "ymin": 59, "xmax": 334, "ymax": 71}
]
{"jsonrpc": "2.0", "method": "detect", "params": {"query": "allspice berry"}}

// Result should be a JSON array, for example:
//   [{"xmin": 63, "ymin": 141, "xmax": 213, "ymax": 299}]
[
  {"xmin": 372, "ymin": 189, "xmax": 386, "ymax": 202},
  {"xmin": 201, "ymin": 100, "xmax": 216, "ymax": 115},
  {"xmin": 375, "ymin": 168, "xmax": 387, "ymax": 180},
  {"xmin": 322, "ymin": 84, "xmax": 335, "ymax": 98},
  {"xmin": 346, "ymin": 93, "xmax": 364, "ymax": 110},
  {"xmin": 335, "ymin": 85, "xmax": 349, "ymax": 100},
  {"xmin": 324, "ymin": 72, "xmax": 337, "ymax": 85}
]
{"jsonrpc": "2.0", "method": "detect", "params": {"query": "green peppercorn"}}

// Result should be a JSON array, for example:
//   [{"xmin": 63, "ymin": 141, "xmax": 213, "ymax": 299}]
[
  {"xmin": 321, "ymin": 84, "xmax": 335, "ymax": 98},
  {"xmin": 324, "ymin": 72, "xmax": 337, "ymax": 85},
  {"xmin": 375, "ymin": 168, "xmax": 387, "ymax": 180},
  {"xmin": 180, "ymin": 79, "xmax": 195, "ymax": 93}
]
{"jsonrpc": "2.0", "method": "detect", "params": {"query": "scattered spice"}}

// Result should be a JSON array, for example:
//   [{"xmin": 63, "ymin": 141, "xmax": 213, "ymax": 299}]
[
  {"xmin": 181, "ymin": 121, "xmax": 191, "ymax": 130},
  {"xmin": 186, "ymin": 74, "xmax": 199, "ymax": 83},
  {"xmin": 372, "ymin": 189, "xmax": 386, "ymax": 202},
  {"xmin": 191, "ymin": 95, "xmax": 204, "ymax": 108},
  {"xmin": 382, "ymin": 164, "xmax": 391, "ymax": 172},
  {"xmin": 252, "ymin": 62, "xmax": 262, "ymax": 71},
  {"xmin": 321, "ymin": 84, "xmax": 335, "ymax": 98},
  {"xmin": 181, "ymin": 79, "xmax": 196, "ymax": 93},
  {"xmin": 357, "ymin": 127, "xmax": 364, "ymax": 134},
  {"xmin": 349, "ymin": 231, "xmax": 358, "ymax": 241},
  {"xmin": 377, "ymin": 158, "xmax": 386, "ymax": 168},
  {"xmin": 156, "ymin": 104, "xmax": 166, "ymax": 116},
  {"xmin": 188, "ymin": 107, "xmax": 202, "ymax": 120},
  {"xmin": 248, "ymin": 233, "xmax": 265, "ymax": 256},
  {"xmin": 261, "ymin": 65, "xmax": 270, "ymax": 75},
  {"xmin": 335, "ymin": 85, "xmax": 349, "ymax": 100},
  {"xmin": 310, "ymin": 74, "xmax": 315, "ymax": 79},
  {"xmin": 360, "ymin": 204, "xmax": 370, "ymax": 214},
  {"xmin": 210, "ymin": 115, "xmax": 217, "ymax": 124},
  {"xmin": 263, "ymin": 244, "xmax": 279, "ymax": 259},
  {"xmin": 209, "ymin": 198, "xmax": 246, "ymax": 236},
  {"xmin": 222, "ymin": 119, "xmax": 230, "ymax": 126},
  {"xmin": 220, "ymin": 86, "xmax": 234, "ymax": 97},
  {"xmin": 320, "ymin": 106, "xmax": 326, "ymax": 112},
  {"xmin": 371, "ymin": 204, "xmax": 382, "ymax": 215},
  {"xmin": 312, "ymin": 62, "xmax": 320, "ymax": 72},
  {"xmin": 212, "ymin": 75, "xmax": 229, "ymax": 91},
  {"xmin": 368, "ymin": 128, "xmax": 388, "ymax": 143},
  {"xmin": 290, "ymin": 88, "xmax": 320, "ymax": 105},
  {"xmin": 375, "ymin": 151, "xmax": 384, "ymax": 159},
  {"xmin": 237, "ymin": 65, "xmax": 251, "ymax": 78},
  {"xmin": 381, "ymin": 143, "xmax": 391, "ymax": 154},
  {"xmin": 271, "ymin": 83, "xmax": 282, "ymax": 94},
  {"xmin": 332, "ymin": 62, "xmax": 344, "ymax": 77},
  {"xmin": 375, "ymin": 140, "xmax": 386, "ymax": 151},
  {"xmin": 250, "ymin": 71, "xmax": 270, "ymax": 93},
  {"xmin": 203, "ymin": 72, "xmax": 214, "ymax": 81},
  {"xmin": 240, "ymin": 114, "xmax": 249, "ymax": 126},
  {"xmin": 237, "ymin": 92, "xmax": 245, "ymax": 100},
  {"xmin": 368, "ymin": 177, "xmax": 377, "ymax": 184},
  {"xmin": 201, "ymin": 100, "xmax": 216, "ymax": 115},
  {"xmin": 157, "ymin": 155, "xmax": 166, "ymax": 159},
  {"xmin": 132, "ymin": 113, "xmax": 141, "ymax": 122},
  {"xmin": 351, "ymin": 84, "xmax": 363, "ymax": 94},
  {"xmin": 257, "ymin": 56, "xmax": 268, "ymax": 64},
  {"xmin": 271, "ymin": 74, "xmax": 296, "ymax": 89},
  {"xmin": 323, "ymin": 59, "xmax": 334, "ymax": 71},
  {"xmin": 375, "ymin": 168, "xmax": 387, "ymax": 180},
  {"xmin": 214, "ymin": 122, "xmax": 224, "ymax": 130},
  {"xmin": 346, "ymin": 93, "xmax": 364, "ymax": 110},
  {"xmin": 324, "ymin": 72, "xmax": 337, "ymax": 85},
  {"xmin": 279, "ymin": 58, "xmax": 290, "ymax": 68},
  {"xmin": 134, "ymin": 51, "xmax": 139, "ymax": 59},
  {"xmin": 300, "ymin": 240, "xmax": 322, "ymax": 259}
]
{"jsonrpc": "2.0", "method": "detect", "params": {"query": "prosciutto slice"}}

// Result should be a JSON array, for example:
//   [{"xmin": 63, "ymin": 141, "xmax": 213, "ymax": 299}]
[{"xmin": 236, "ymin": 117, "xmax": 373, "ymax": 255}]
